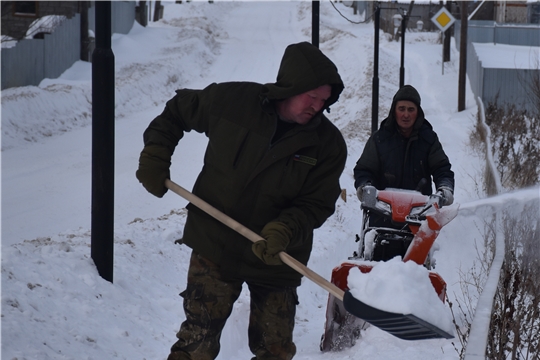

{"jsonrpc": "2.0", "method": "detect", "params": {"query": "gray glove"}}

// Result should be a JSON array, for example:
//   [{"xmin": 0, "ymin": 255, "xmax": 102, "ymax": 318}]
[
  {"xmin": 429, "ymin": 186, "xmax": 454, "ymax": 208},
  {"xmin": 356, "ymin": 183, "xmax": 374, "ymax": 201},
  {"xmin": 357, "ymin": 184, "xmax": 377, "ymax": 208},
  {"xmin": 438, "ymin": 186, "xmax": 454, "ymax": 206}
]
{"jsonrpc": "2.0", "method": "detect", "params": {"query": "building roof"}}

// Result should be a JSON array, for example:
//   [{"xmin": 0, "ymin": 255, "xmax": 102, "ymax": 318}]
[{"xmin": 473, "ymin": 42, "xmax": 540, "ymax": 69}]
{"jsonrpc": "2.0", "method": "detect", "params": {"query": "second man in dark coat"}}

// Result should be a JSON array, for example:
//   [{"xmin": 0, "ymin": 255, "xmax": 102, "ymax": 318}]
[{"xmin": 354, "ymin": 85, "xmax": 454, "ymax": 206}]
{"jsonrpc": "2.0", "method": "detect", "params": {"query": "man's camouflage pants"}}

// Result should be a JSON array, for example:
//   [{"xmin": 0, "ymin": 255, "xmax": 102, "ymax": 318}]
[{"xmin": 167, "ymin": 251, "xmax": 298, "ymax": 360}]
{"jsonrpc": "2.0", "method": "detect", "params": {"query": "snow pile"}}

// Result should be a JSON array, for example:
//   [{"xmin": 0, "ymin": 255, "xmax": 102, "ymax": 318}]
[
  {"xmin": 347, "ymin": 257, "xmax": 454, "ymax": 336},
  {"xmin": 1, "ymin": 5, "xmax": 228, "ymax": 151},
  {"xmin": 2, "ymin": 211, "xmax": 192, "ymax": 360},
  {"xmin": 1, "ymin": 35, "xmax": 17, "ymax": 48},
  {"xmin": 363, "ymin": 229, "xmax": 377, "ymax": 260}
]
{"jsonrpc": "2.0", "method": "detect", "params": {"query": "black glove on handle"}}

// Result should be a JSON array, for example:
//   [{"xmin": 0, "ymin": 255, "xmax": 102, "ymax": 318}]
[
  {"xmin": 136, "ymin": 145, "xmax": 171, "ymax": 198},
  {"xmin": 252, "ymin": 221, "xmax": 292, "ymax": 265}
]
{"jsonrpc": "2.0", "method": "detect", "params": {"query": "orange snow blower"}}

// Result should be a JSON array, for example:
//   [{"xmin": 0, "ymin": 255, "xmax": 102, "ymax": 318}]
[{"xmin": 320, "ymin": 186, "xmax": 458, "ymax": 351}]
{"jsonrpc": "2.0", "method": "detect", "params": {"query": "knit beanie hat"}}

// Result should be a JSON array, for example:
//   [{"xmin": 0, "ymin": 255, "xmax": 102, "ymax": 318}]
[{"xmin": 392, "ymin": 85, "xmax": 421, "ymax": 107}]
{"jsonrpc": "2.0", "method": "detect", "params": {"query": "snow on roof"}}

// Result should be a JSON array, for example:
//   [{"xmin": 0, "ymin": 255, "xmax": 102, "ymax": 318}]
[
  {"xmin": 1, "ymin": 35, "xmax": 18, "ymax": 48},
  {"xmin": 25, "ymin": 15, "xmax": 67, "ymax": 39},
  {"xmin": 473, "ymin": 42, "xmax": 540, "ymax": 69},
  {"xmin": 378, "ymin": 0, "xmax": 444, "ymax": 3}
]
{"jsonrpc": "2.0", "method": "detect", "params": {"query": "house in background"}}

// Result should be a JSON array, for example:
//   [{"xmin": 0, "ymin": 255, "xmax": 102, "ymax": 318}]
[
  {"xmin": 1, "ymin": 2, "xmax": 84, "ymax": 41},
  {"xmin": 494, "ymin": 1, "xmax": 534, "ymax": 24},
  {"xmin": 0, "ymin": 1, "xmax": 144, "ymax": 89},
  {"xmin": 455, "ymin": 0, "xmax": 540, "ymax": 115}
]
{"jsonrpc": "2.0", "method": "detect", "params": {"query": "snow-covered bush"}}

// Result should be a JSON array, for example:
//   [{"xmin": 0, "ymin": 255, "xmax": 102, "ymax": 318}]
[
  {"xmin": 485, "ymin": 101, "xmax": 540, "ymax": 190},
  {"xmin": 488, "ymin": 204, "xmax": 540, "ymax": 360}
]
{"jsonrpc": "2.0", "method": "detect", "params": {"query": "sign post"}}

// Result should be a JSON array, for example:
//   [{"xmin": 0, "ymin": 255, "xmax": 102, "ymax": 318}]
[{"xmin": 431, "ymin": 7, "xmax": 456, "ymax": 75}]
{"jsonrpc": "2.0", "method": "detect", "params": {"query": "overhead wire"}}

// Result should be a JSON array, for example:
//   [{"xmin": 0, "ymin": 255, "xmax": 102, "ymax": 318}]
[{"xmin": 329, "ymin": 0, "xmax": 376, "ymax": 24}]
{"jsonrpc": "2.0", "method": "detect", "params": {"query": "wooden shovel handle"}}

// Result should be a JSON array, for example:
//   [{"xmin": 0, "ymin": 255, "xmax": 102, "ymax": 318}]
[{"xmin": 165, "ymin": 179, "xmax": 345, "ymax": 300}]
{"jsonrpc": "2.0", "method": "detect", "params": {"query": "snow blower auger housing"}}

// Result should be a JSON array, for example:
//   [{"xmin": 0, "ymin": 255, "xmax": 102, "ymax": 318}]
[{"xmin": 320, "ymin": 187, "xmax": 458, "ymax": 351}]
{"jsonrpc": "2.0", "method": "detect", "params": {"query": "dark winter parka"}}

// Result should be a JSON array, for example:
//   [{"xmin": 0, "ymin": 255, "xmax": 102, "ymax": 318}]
[
  {"xmin": 140, "ymin": 42, "xmax": 347, "ymax": 287},
  {"xmin": 353, "ymin": 85, "xmax": 454, "ymax": 195}
]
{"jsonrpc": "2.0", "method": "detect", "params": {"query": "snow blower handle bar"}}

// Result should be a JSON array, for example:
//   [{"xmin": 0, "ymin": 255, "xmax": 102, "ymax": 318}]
[{"xmin": 164, "ymin": 179, "xmax": 346, "ymax": 300}]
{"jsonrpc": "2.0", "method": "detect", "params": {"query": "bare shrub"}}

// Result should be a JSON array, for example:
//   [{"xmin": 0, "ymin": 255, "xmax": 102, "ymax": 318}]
[
  {"xmin": 449, "ymin": 212, "xmax": 496, "ymax": 359},
  {"xmin": 487, "ymin": 203, "xmax": 540, "ymax": 360},
  {"xmin": 461, "ymin": 53, "xmax": 540, "ymax": 360},
  {"xmin": 449, "ymin": 294, "xmax": 471, "ymax": 360},
  {"xmin": 469, "ymin": 110, "xmax": 498, "ymax": 196},
  {"xmin": 484, "ymin": 101, "xmax": 540, "ymax": 190},
  {"xmin": 486, "ymin": 52, "xmax": 540, "ymax": 189}
]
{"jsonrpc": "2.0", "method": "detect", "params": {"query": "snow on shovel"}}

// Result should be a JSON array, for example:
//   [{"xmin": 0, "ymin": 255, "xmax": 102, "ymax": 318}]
[
  {"xmin": 342, "ymin": 202, "xmax": 459, "ymax": 341},
  {"xmin": 165, "ymin": 179, "xmax": 454, "ymax": 341}
]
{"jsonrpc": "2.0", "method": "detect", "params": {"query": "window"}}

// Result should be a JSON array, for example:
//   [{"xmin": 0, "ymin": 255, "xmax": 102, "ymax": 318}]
[{"xmin": 13, "ymin": 2, "xmax": 38, "ymax": 18}]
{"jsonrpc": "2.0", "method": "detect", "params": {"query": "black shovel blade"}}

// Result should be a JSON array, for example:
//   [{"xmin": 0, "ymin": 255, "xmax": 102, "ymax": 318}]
[{"xmin": 343, "ymin": 291, "xmax": 454, "ymax": 341}]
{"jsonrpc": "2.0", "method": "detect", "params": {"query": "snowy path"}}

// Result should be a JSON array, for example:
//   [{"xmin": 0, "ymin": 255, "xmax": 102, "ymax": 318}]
[{"xmin": 200, "ymin": 2, "xmax": 307, "ymax": 85}]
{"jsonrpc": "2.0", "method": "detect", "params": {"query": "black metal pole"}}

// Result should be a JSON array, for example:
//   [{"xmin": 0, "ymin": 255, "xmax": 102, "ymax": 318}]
[
  {"xmin": 91, "ymin": 1, "xmax": 115, "ymax": 283},
  {"xmin": 399, "ymin": 16, "xmax": 405, "ymax": 88},
  {"xmin": 458, "ymin": 2, "xmax": 468, "ymax": 111},
  {"xmin": 80, "ymin": 1, "xmax": 89, "ymax": 61},
  {"xmin": 372, "ymin": 4, "xmax": 380, "ymax": 134},
  {"xmin": 443, "ymin": 2, "xmax": 451, "ymax": 62},
  {"xmin": 312, "ymin": 1, "xmax": 319, "ymax": 48}
]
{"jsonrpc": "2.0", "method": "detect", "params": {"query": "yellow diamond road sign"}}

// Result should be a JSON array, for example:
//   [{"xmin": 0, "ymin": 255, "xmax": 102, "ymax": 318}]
[{"xmin": 431, "ymin": 7, "xmax": 456, "ymax": 32}]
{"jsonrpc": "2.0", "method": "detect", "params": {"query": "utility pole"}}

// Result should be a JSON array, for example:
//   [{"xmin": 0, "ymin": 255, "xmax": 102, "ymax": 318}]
[
  {"xmin": 399, "ymin": 13, "xmax": 406, "ymax": 88},
  {"xmin": 153, "ymin": 1, "xmax": 162, "ymax": 22},
  {"xmin": 312, "ymin": 1, "xmax": 319, "ymax": 48},
  {"xmin": 372, "ymin": 4, "xmax": 380, "ymax": 134},
  {"xmin": 139, "ymin": 1, "xmax": 148, "ymax": 27},
  {"xmin": 92, "ymin": 1, "xmax": 115, "ymax": 283},
  {"xmin": 458, "ymin": 2, "xmax": 468, "ymax": 111},
  {"xmin": 400, "ymin": 1, "xmax": 415, "ymax": 88},
  {"xmin": 443, "ymin": 2, "xmax": 451, "ymax": 62}
]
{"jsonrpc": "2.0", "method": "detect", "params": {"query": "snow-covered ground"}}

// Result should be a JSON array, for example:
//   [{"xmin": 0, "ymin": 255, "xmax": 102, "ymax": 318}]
[{"xmin": 2, "ymin": 2, "xmax": 539, "ymax": 360}]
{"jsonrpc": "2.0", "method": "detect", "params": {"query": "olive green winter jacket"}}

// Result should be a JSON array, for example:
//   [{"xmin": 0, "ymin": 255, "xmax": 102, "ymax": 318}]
[{"xmin": 139, "ymin": 42, "xmax": 347, "ymax": 287}]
